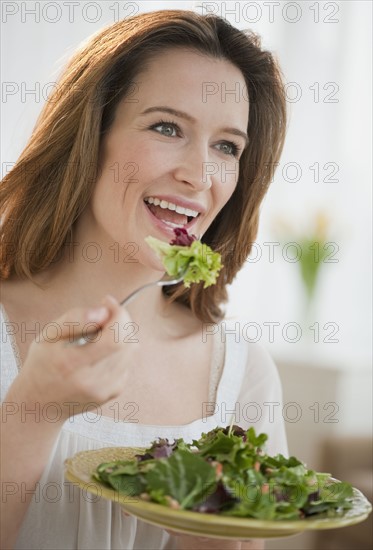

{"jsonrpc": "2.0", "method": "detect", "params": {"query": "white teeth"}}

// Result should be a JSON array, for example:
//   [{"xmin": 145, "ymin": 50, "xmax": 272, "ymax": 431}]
[
  {"xmin": 162, "ymin": 220, "xmax": 187, "ymax": 228},
  {"xmin": 144, "ymin": 197, "xmax": 199, "ymax": 218},
  {"xmin": 175, "ymin": 205, "xmax": 186, "ymax": 215}
]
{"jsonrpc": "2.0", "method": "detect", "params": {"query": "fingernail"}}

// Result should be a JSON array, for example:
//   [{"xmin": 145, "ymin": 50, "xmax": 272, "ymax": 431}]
[{"xmin": 86, "ymin": 306, "xmax": 109, "ymax": 323}]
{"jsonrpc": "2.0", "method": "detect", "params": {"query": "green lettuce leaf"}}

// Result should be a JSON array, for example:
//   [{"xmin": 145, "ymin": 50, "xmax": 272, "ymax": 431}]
[
  {"xmin": 145, "ymin": 449, "xmax": 217, "ymax": 509},
  {"xmin": 145, "ymin": 235, "xmax": 222, "ymax": 288}
]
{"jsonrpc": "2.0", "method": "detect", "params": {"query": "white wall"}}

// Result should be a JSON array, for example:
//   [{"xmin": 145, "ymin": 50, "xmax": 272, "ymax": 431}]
[
  {"xmin": 222, "ymin": 0, "xmax": 372, "ymax": 367},
  {"xmin": 1, "ymin": 1, "xmax": 372, "ymax": 437}
]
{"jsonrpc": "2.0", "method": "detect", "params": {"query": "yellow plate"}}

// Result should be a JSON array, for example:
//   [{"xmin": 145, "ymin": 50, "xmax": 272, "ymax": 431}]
[{"xmin": 64, "ymin": 447, "xmax": 372, "ymax": 540}]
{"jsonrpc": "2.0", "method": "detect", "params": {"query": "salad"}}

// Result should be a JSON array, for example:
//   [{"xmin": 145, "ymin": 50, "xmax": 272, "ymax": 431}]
[
  {"xmin": 145, "ymin": 228, "xmax": 222, "ymax": 288},
  {"xmin": 93, "ymin": 426, "xmax": 353, "ymax": 520}
]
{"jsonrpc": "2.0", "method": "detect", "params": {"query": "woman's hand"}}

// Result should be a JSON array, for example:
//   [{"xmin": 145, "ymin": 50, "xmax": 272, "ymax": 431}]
[
  {"xmin": 12, "ymin": 294, "xmax": 137, "ymax": 421},
  {"xmin": 172, "ymin": 533, "xmax": 264, "ymax": 549}
]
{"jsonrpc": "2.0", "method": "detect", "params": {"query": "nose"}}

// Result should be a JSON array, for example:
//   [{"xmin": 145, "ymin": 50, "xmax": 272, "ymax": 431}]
[{"xmin": 172, "ymin": 141, "xmax": 213, "ymax": 191}]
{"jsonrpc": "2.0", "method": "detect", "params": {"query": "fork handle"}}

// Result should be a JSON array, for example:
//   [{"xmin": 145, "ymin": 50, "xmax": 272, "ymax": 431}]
[{"xmin": 119, "ymin": 281, "xmax": 155, "ymax": 307}]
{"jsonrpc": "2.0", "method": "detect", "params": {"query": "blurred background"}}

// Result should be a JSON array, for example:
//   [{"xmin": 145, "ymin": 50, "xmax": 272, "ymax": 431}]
[{"xmin": 1, "ymin": 1, "xmax": 372, "ymax": 548}]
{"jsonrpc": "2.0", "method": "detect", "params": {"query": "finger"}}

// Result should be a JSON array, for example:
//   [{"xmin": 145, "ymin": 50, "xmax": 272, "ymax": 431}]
[
  {"xmin": 39, "ymin": 301, "xmax": 111, "ymax": 344},
  {"xmin": 68, "ymin": 297, "xmax": 138, "ymax": 370},
  {"xmin": 36, "ymin": 295, "xmax": 137, "ymax": 369}
]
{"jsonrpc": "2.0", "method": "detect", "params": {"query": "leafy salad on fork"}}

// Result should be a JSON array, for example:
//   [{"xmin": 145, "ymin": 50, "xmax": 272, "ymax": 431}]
[{"xmin": 145, "ymin": 228, "xmax": 222, "ymax": 288}]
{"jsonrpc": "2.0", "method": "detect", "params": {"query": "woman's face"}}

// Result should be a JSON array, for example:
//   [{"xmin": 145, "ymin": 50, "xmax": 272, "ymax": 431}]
[{"xmin": 88, "ymin": 48, "xmax": 249, "ymax": 270}]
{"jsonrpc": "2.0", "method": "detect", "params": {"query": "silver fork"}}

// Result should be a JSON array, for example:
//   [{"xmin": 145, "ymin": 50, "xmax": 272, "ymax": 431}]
[
  {"xmin": 118, "ymin": 270, "xmax": 186, "ymax": 307},
  {"xmin": 69, "ymin": 270, "xmax": 186, "ymax": 347}
]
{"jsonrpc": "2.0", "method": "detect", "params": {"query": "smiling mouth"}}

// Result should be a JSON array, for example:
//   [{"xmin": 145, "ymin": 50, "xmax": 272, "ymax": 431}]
[{"xmin": 144, "ymin": 197, "xmax": 200, "ymax": 228}]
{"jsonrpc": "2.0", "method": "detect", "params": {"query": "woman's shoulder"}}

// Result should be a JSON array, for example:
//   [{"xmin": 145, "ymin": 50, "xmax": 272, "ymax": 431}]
[
  {"xmin": 212, "ymin": 317, "xmax": 283, "ymax": 405},
  {"xmin": 219, "ymin": 317, "xmax": 284, "ymax": 404},
  {"xmin": 0, "ymin": 303, "xmax": 20, "ymax": 401},
  {"xmin": 220, "ymin": 318, "xmax": 288, "ymax": 456},
  {"xmin": 221, "ymin": 317, "xmax": 278, "ymax": 371}
]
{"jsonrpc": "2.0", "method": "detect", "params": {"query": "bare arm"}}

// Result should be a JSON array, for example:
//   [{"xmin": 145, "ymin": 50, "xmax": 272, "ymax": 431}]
[{"xmin": 1, "ymin": 297, "xmax": 135, "ymax": 549}]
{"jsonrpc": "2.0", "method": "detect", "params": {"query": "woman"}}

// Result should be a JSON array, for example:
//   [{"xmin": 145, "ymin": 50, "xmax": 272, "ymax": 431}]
[{"xmin": 1, "ymin": 10, "xmax": 287, "ymax": 550}]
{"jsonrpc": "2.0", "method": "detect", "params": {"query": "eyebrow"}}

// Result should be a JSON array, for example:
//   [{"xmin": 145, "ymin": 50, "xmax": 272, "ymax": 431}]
[{"xmin": 140, "ymin": 106, "xmax": 249, "ymax": 146}]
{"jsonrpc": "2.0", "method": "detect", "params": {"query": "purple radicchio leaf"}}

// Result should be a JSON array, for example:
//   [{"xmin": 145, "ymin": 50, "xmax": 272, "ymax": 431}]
[
  {"xmin": 170, "ymin": 227, "xmax": 197, "ymax": 246},
  {"xmin": 136, "ymin": 438, "xmax": 180, "ymax": 462},
  {"xmin": 193, "ymin": 480, "xmax": 239, "ymax": 513},
  {"xmin": 222, "ymin": 425, "xmax": 247, "ymax": 442}
]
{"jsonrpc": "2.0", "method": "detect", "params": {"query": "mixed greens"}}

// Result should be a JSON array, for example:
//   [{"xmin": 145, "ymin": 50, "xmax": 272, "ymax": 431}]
[
  {"xmin": 145, "ymin": 228, "xmax": 222, "ymax": 288},
  {"xmin": 93, "ymin": 426, "xmax": 353, "ymax": 520}
]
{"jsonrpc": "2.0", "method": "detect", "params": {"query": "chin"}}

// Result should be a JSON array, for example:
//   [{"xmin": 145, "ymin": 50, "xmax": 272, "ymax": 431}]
[{"xmin": 137, "ymin": 248, "xmax": 165, "ymax": 274}]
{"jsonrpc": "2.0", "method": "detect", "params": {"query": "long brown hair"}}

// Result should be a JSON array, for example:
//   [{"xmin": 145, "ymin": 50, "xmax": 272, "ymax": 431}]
[{"xmin": 0, "ymin": 10, "xmax": 287, "ymax": 323}]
